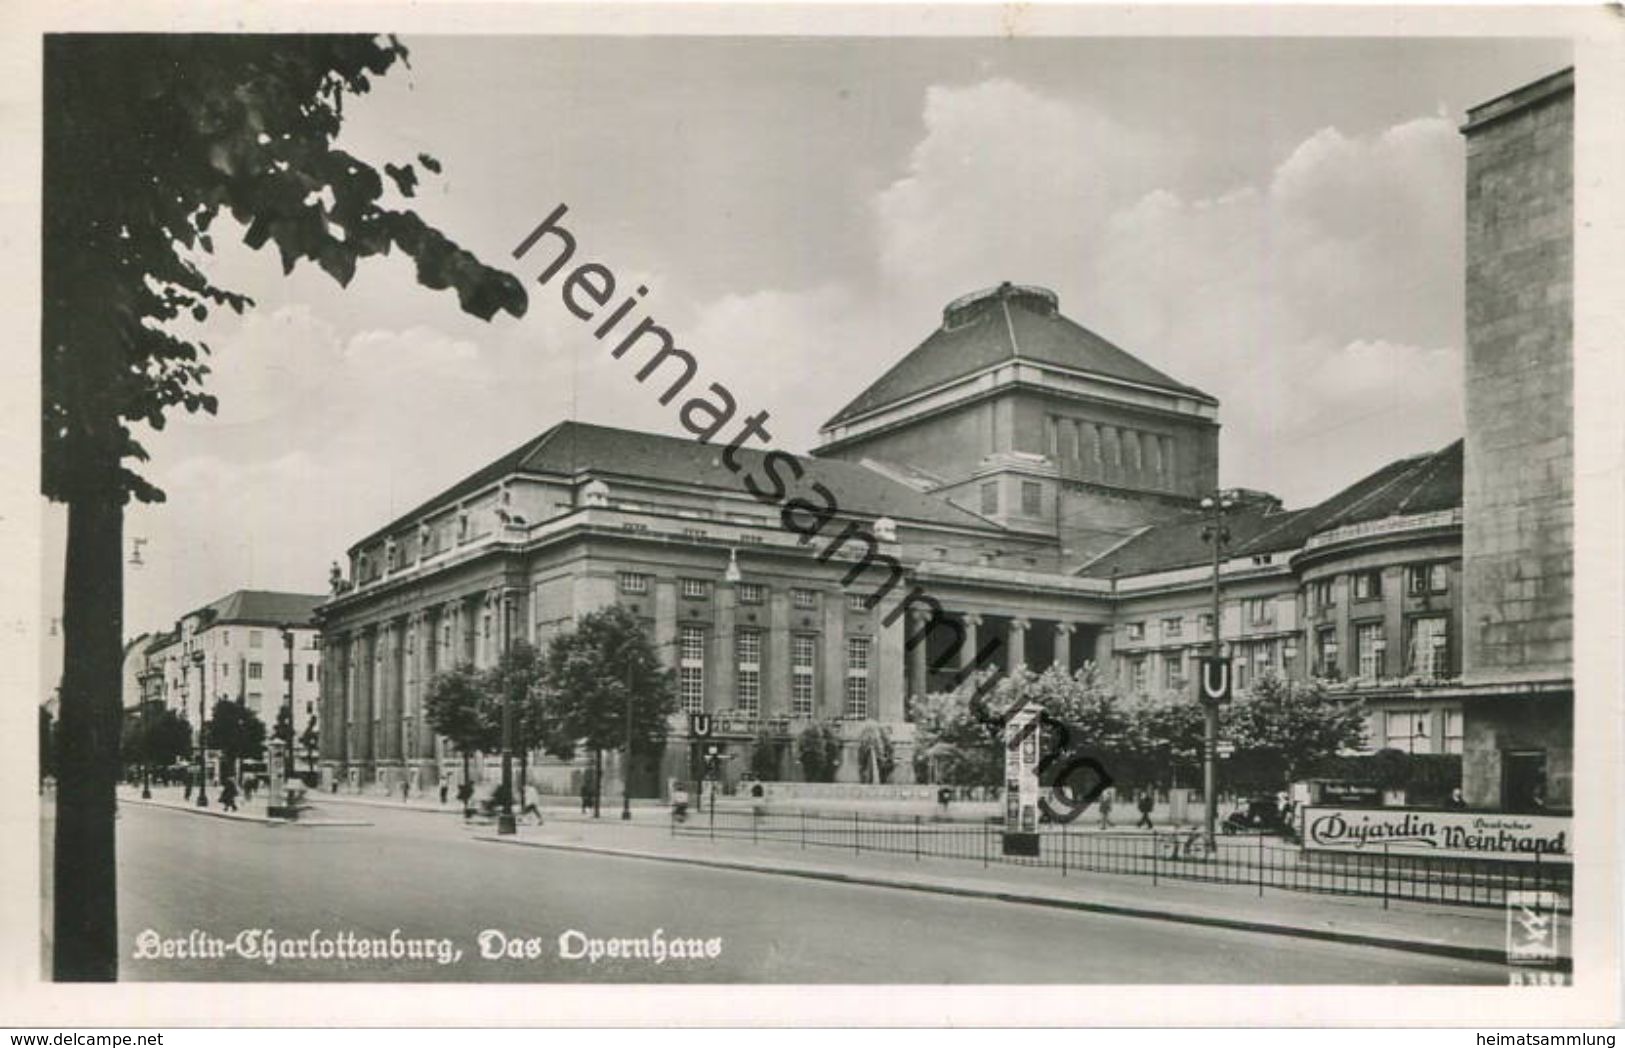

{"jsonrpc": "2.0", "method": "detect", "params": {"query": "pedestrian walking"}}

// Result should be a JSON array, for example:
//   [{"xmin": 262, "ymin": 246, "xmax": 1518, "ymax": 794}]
[
  {"xmin": 243, "ymin": 776, "xmax": 255, "ymax": 803},
  {"xmin": 579, "ymin": 771, "xmax": 594, "ymax": 814},
  {"xmin": 220, "ymin": 777, "xmax": 239, "ymax": 812},
  {"xmin": 457, "ymin": 779, "xmax": 475, "ymax": 820},
  {"xmin": 1135, "ymin": 790, "xmax": 1155, "ymax": 830},
  {"xmin": 1097, "ymin": 786, "xmax": 1114, "ymax": 830},
  {"xmin": 183, "ymin": 776, "xmax": 193, "ymax": 802},
  {"xmin": 439, "ymin": 776, "xmax": 450, "ymax": 806},
  {"xmin": 400, "ymin": 779, "xmax": 410, "ymax": 803},
  {"xmin": 521, "ymin": 782, "xmax": 543, "ymax": 825}
]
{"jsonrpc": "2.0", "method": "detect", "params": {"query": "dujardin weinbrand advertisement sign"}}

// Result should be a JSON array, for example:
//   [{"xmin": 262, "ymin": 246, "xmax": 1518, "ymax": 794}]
[{"xmin": 1303, "ymin": 807, "xmax": 1571, "ymax": 863}]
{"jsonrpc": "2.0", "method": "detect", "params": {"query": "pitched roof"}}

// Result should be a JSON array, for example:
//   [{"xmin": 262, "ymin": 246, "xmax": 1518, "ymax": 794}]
[
  {"xmin": 354, "ymin": 420, "xmax": 1005, "ymax": 550},
  {"xmin": 189, "ymin": 590, "xmax": 326, "ymax": 628},
  {"xmin": 824, "ymin": 284, "xmax": 1214, "ymax": 429},
  {"xmin": 1077, "ymin": 440, "xmax": 1463, "ymax": 578}
]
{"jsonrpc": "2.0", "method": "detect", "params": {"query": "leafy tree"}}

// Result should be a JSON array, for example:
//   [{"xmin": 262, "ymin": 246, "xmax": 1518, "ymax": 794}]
[
  {"xmin": 205, "ymin": 699, "xmax": 267, "ymax": 780},
  {"xmin": 43, "ymin": 35, "xmax": 526, "ymax": 979},
  {"xmin": 424, "ymin": 663, "xmax": 496, "ymax": 785},
  {"xmin": 478, "ymin": 641, "xmax": 564, "ymax": 796},
  {"xmin": 748, "ymin": 724, "xmax": 782, "ymax": 782},
  {"xmin": 121, "ymin": 703, "xmax": 193, "ymax": 775},
  {"xmin": 1123, "ymin": 692, "xmax": 1206, "ymax": 789},
  {"xmin": 544, "ymin": 606, "xmax": 678, "ymax": 813},
  {"xmin": 911, "ymin": 665, "xmax": 1133, "ymax": 788},
  {"xmin": 855, "ymin": 721, "xmax": 895, "ymax": 784},
  {"xmin": 1227, "ymin": 672, "xmax": 1367, "ymax": 785},
  {"xmin": 795, "ymin": 720, "xmax": 844, "ymax": 783}
]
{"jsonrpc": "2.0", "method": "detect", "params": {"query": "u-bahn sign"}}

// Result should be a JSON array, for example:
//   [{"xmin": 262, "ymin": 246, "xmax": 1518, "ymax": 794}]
[
  {"xmin": 688, "ymin": 713, "xmax": 713, "ymax": 738},
  {"xmin": 1197, "ymin": 656, "xmax": 1233, "ymax": 705}
]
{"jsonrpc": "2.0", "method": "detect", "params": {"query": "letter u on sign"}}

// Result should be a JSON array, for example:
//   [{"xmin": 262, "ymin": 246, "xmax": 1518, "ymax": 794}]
[
  {"xmin": 689, "ymin": 713, "xmax": 713, "ymax": 738},
  {"xmin": 1198, "ymin": 657, "xmax": 1232, "ymax": 704}
]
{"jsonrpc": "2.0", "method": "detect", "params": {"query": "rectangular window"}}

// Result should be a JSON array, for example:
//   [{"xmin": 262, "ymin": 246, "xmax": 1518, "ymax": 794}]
[
  {"xmin": 847, "ymin": 593, "xmax": 870, "ymax": 613},
  {"xmin": 306, "ymin": 664, "xmax": 315, "ymax": 683},
  {"xmin": 1408, "ymin": 616, "xmax": 1450, "ymax": 679},
  {"xmin": 1353, "ymin": 570, "xmax": 1383, "ymax": 601},
  {"xmin": 1316, "ymin": 626, "xmax": 1340, "ymax": 678},
  {"xmin": 248, "ymin": 662, "xmax": 263, "ymax": 680},
  {"xmin": 680, "ymin": 578, "xmax": 710, "ymax": 600},
  {"xmin": 621, "ymin": 521, "xmax": 649, "ymax": 534},
  {"xmin": 1020, "ymin": 481, "xmax": 1042, "ymax": 516},
  {"xmin": 1199, "ymin": 612, "xmax": 1215, "ymax": 638},
  {"xmin": 1443, "ymin": 709, "xmax": 1465, "ymax": 755},
  {"xmin": 1245, "ymin": 597, "xmax": 1273, "ymax": 626},
  {"xmin": 283, "ymin": 664, "xmax": 292, "ymax": 682},
  {"xmin": 618, "ymin": 572, "xmax": 650, "ymax": 595},
  {"xmin": 1408, "ymin": 563, "xmax": 1450, "ymax": 596},
  {"xmin": 679, "ymin": 625, "xmax": 705, "ymax": 714},
  {"xmin": 1386, "ymin": 709, "xmax": 1434, "ymax": 754},
  {"xmin": 980, "ymin": 481, "xmax": 999, "ymax": 515},
  {"xmin": 792, "ymin": 588, "xmax": 817, "ymax": 610},
  {"xmin": 250, "ymin": 630, "xmax": 264, "ymax": 648},
  {"xmin": 682, "ymin": 527, "xmax": 708, "ymax": 542},
  {"xmin": 1161, "ymin": 617, "xmax": 1183, "ymax": 638},
  {"xmin": 1356, "ymin": 622, "xmax": 1384, "ymax": 680},
  {"xmin": 1123, "ymin": 622, "xmax": 1145, "ymax": 642},
  {"xmin": 737, "ymin": 533, "xmax": 764, "ymax": 545},
  {"xmin": 1130, "ymin": 656, "xmax": 1148, "ymax": 694},
  {"xmin": 735, "ymin": 628, "xmax": 761, "ymax": 716},
  {"xmin": 1163, "ymin": 653, "xmax": 1184, "ymax": 691},
  {"xmin": 844, "ymin": 637, "xmax": 871, "ymax": 718},
  {"xmin": 1311, "ymin": 579, "xmax": 1336, "ymax": 611},
  {"xmin": 791, "ymin": 635, "xmax": 816, "ymax": 718},
  {"xmin": 736, "ymin": 582, "xmax": 764, "ymax": 605},
  {"xmin": 222, "ymin": 631, "xmax": 230, "ymax": 647}
]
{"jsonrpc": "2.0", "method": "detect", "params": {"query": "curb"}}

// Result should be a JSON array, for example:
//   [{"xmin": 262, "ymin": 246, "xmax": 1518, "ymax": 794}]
[
  {"xmin": 476, "ymin": 835, "xmax": 1553, "ymax": 970},
  {"xmin": 123, "ymin": 796, "xmax": 372, "ymax": 828}
]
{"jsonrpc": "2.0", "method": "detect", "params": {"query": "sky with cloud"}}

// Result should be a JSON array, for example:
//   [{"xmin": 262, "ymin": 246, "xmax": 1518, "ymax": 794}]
[{"xmin": 39, "ymin": 34, "xmax": 1571, "ymax": 668}]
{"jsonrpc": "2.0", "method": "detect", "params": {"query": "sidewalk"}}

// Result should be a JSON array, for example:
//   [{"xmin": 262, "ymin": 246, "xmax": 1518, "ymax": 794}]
[
  {"xmin": 472, "ymin": 815, "xmax": 1555, "ymax": 968},
  {"xmin": 118, "ymin": 785, "xmax": 373, "ymax": 827}
]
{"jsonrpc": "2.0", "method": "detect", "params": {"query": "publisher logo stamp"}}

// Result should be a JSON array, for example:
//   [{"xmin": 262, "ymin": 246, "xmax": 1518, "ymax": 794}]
[{"xmin": 1505, "ymin": 890, "xmax": 1563, "ymax": 966}]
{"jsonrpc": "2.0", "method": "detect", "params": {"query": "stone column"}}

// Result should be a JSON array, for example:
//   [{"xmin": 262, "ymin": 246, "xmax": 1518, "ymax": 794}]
[
  {"xmin": 908, "ymin": 610, "xmax": 929, "ymax": 698},
  {"xmin": 821, "ymin": 597, "xmax": 845, "ymax": 720},
  {"xmin": 1053, "ymin": 622, "xmax": 1074, "ymax": 672},
  {"xmin": 378, "ymin": 618, "xmax": 403, "ymax": 766},
  {"xmin": 767, "ymin": 588, "xmax": 791, "ymax": 718},
  {"xmin": 1008, "ymin": 617, "xmax": 1029, "ymax": 673},
  {"xmin": 877, "ymin": 604, "xmax": 906, "ymax": 723},
  {"xmin": 961, "ymin": 614, "xmax": 982, "ymax": 671},
  {"xmin": 713, "ymin": 583, "xmax": 736, "ymax": 713}
]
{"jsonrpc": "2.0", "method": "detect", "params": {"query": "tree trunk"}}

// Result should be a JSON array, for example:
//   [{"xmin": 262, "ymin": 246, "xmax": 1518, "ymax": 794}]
[
  {"xmin": 53, "ymin": 484, "xmax": 123, "ymax": 981},
  {"xmin": 593, "ymin": 748, "xmax": 602, "ymax": 817}
]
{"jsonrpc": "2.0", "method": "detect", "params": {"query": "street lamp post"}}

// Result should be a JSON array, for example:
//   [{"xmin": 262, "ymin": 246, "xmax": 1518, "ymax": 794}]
[
  {"xmin": 280, "ymin": 625, "xmax": 297, "ymax": 783},
  {"xmin": 139, "ymin": 673, "xmax": 153, "ymax": 799},
  {"xmin": 498, "ymin": 593, "xmax": 517, "ymax": 836},
  {"xmin": 1198, "ymin": 490, "xmax": 1235, "ymax": 844},
  {"xmin": 622, "ymin": 651, "xmax": 635, "ymax": 821},
  {"xmin": 191, "ymin": 645, "xmax": 209, "ymax": 808}
]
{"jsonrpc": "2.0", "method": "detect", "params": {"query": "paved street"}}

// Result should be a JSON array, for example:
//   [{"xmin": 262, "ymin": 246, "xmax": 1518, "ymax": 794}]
[{"xmin": 75, "ymin": 798, "xmax": 1512, "ymax": 983}]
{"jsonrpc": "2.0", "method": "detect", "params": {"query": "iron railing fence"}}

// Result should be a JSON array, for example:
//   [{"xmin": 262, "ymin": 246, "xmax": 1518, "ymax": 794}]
[{"xmin": 672, "ymin": 808, "xmax": 1573, "ymax": 914}]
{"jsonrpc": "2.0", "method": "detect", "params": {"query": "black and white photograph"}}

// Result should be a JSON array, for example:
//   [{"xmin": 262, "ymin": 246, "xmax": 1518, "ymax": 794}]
[{"xmin": 9, "ymin": 0, "xmax": 1623, "ymax": 1030}]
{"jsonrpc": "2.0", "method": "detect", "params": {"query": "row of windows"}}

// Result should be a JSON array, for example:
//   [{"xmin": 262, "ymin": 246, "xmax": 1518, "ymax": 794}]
[
  {"xmin": 212, "ymin": 629, "xmax": 316, "ymax": 649},
  {"xmin": 1044, "ymin": 417, "xmax": 1177, "ymax": 485},
  {"xmin": 677, "ymin": 625, "xmax": 872, "ymax": 720},
  {"xmin": 620, "ymin": 573, "xmax": 870, "ymax": 612},
  {"xmin": 1313, "ymin": 615, "xmax": 1450, "ymax": 680},
  {"xmin": 1310, "ymin": 564, "xmax": 1450, "ymax": 611}
]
